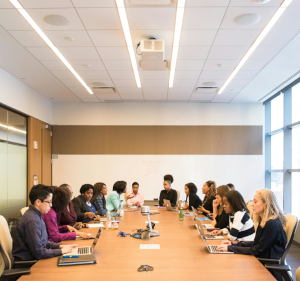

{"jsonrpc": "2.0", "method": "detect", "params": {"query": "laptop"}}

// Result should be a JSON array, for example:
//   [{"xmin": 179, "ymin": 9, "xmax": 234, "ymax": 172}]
[
  {"xmin": 64, "ymin": 228, "xmax": 102, "ymax": 256},
  {"xmin": 196, "ymin": 223, "xmax": 233, "ymax": 254},
  {"xmin": 202, "ymin": 223, "xmax": 214, "ymax": 229},
  {"xmin": 58, "ymin": 254, "xmax": 97, "ymax": 266},
  {"xmin": 196, "ymin": 220, "xmax": 223, "ymax": 240},
  {"xmin": 163, "ymin": 199, "xmax": 179, "ymax": 212}
]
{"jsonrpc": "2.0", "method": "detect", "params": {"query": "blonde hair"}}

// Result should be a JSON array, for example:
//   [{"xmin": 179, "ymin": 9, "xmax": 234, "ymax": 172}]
[
  {"xmin": 203, "ymin": 180, "xmax": 216, "ymax": 204},
  {"xmin": 216, "ymin": 185, "xmax": 231, "ymax": 215},
  {"xmin": 253, "ymin": 189, "xmax": 287, "ymax": 228}
]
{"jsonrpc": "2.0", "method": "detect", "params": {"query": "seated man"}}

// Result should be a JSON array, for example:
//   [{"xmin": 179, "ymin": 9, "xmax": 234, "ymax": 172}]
[
  {"xmin": 13, "ymin": 184, "xmax": 77, "ymax": 260},
  {"xmin": 126, "ymin": 182, "xmax": 144, "ymax": 207}
]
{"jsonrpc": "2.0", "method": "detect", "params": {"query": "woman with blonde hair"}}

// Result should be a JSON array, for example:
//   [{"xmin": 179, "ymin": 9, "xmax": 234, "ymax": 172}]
[
  {"xmin": 198, "ymin": 180, "xmax": 216, "ymax": 216},
  {"xmin": 217, "ymin": 189, "xmax": 287, "ymax": 258}
]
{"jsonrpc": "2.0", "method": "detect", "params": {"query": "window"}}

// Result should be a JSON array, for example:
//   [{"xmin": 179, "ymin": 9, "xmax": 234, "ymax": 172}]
[{"xmin": 265, "ymin": 79, "xmax": 300, "ymax": 216}]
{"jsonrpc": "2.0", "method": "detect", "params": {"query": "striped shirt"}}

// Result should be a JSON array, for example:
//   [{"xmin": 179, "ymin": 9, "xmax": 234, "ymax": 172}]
[{"xmin": 222, "ymin": 211, "xmax": 255, "ymax": 241}]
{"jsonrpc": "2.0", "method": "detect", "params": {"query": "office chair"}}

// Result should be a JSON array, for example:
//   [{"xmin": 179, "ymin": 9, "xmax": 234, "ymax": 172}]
[
  {"xmin": 261, "ymin": 215, "xmax": 298, "ymax": 281},
  {"xmin": 0, "ymin": 215, "xmax": 37, "ymax": 280},
  {"xmin": 20, "ymin": 207, "xmax": 29, "ymax": 217}
]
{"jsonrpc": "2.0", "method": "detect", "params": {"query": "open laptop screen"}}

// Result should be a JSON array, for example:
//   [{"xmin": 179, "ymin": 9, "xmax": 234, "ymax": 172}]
[{"xmin": 91, "ymin": 228, "xmax": 102, "ymax": 251}]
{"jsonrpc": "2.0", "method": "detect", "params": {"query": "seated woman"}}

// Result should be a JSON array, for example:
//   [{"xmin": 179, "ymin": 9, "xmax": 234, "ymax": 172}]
[
  {"xmin": 197, "ymin": 180, "xmax": 216, "ymax": 216},
  {"xmin": 91, "ymin": 182, "xmax": 108, "ymax": 216},
  {"xmin": 126, "ymin": 182, "xmax": 144, "ymax": 207},
  {"xmin": 211, "ymin": 185, "xmax": 231, "ymax": 229},
  {"xmin": 211, "ymin": 190, "xmax": 255, "ymax": 241},
  {"xmin": 159, "ymin": 178, "xmax": 177, "ymax": 207},
  {"xmin": 217, "ymin": 189, "xmax": 287, "ymax": 259},
  {"xmin": 181, "ymin": 183, "xmax": 202, "ymax": 210},
  {"xmin": 106, "ymin": 181, "xmax": 133, "ymax": 212},
  {"xmin": 42, "ymin": 186, "xmax": 90, "ymax": 242},
  {"xmin": 72, "ymin": 184, "xmax": 100, "ymax": 223}
]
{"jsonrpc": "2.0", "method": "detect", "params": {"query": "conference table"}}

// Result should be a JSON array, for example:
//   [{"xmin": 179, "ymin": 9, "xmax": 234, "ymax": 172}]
[{"xmin": 19, "ymin": 207, "xmax": 276, "ymax": 281}]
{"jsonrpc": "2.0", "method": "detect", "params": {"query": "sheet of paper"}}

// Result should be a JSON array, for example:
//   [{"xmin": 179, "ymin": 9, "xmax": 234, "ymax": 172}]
[
  {"xmin": 140, "ymin": 244, "xmax": 160, "ymax": 249},
  {"xmin": 88, "ymin": 223, "xmax": 104, "ymax": 228},
  {"xmin": 197, "ymin": 217, "xmax": 210, "ymax": 221},
  {"xmin": 145, "ymin": 221, "xmax": 159, "ymax": 223}
]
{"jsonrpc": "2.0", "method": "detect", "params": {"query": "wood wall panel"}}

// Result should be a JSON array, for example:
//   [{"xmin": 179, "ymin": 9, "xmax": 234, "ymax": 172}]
[{"xmin": 52, "ymin": 126, "xmax": 262, "ymax": 155}]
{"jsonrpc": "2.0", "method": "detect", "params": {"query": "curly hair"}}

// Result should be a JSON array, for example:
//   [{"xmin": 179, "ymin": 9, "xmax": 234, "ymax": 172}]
[
  {"xmin": 216, "ymin": 185, "xmax": 230, "ymax": 215},
  {"xmin": 164, "ymin": 174, "xmax": 174, "ymax": 183},
  {"xmin": 203, "ymin": 180, "xmax": 216, "ymax": 204},
  {"xmin": 253, "ymin": 189, "xmax": 287, "ymax": 228},
  {"xmin": 52, "ymin": 186, "xmax": 71, "ymax": 213}
]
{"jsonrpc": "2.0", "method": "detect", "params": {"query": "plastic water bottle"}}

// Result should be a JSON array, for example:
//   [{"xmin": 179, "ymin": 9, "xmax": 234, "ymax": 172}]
[
  {"xmin": 179, "ymin": 208, "xmax": 184, "ymax": 221},
  {"xmin": 106, "ymin": 211, "xmax": 112, "ymax": 230},
  {"xmin": 119, "ymin": 204, "xmax": 124, "ymax": 217}
]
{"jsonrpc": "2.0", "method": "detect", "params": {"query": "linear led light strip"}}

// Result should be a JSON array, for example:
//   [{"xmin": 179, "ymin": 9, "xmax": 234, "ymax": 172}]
[
  {"xmin": 169, "ymin": 0, "xmax": 186, "ymax": 88},
  {"xmin": 9, "ymin": 0, "xmax": 94, "ymax": 95},
  {"xmin": 218, "ymin": 0, "xmax": 293, "ymax": 94},
  {"xmin": 0, "ymin": 124, "xmax": 26, "ymax": 134},
  {"xmin": 116, "ymin": 0, "xmax": 141, "ymax": 87}
]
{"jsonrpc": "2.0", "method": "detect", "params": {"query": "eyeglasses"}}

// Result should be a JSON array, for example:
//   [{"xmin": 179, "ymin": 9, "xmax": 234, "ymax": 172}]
[{"xmin": 43, "ymin": 200, "xmax": 52, "ymax": 205}]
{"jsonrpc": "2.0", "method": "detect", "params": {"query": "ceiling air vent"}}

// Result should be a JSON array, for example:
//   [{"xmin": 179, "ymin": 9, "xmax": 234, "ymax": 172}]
[
  {"xmin": 195, "ymin": 87, "xmax": 218, "ymax": 94},
  {"xmin": 93, "ymin": 87, "xmax": 115, "ymax": 94},
  {"xmin": 129, "ymin": 0, "xmax": 171, "ymax": 5}
]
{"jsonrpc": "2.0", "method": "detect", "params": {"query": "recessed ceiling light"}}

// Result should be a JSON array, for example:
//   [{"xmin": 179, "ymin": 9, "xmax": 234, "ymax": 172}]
[
  {"xmin": 65, "ymin": 37, "xmax": 74, "ymax": 41},
  {"xmin": 203, "ymin": 82, "xmax": 217, "ymax": 86},
  {"xmin": 92, "ymin": 82, "xmax": 106, "ymax": 86},
  {"xmin": 44, "ymin": 15, "xmax": 70, "ymax": 26},
  {"xmin": 234, "ymin": 14, "xmax": 261, "ymax": 25},
  {"xmin": 252, "ymin": 0, "xmax": 271, "ymax": 4}
]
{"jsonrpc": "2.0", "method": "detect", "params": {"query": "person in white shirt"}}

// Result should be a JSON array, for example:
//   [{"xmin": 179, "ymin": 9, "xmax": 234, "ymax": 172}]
[{"xmin": 126, "ymin": 182, "xmax": 144, "ymax": 207}]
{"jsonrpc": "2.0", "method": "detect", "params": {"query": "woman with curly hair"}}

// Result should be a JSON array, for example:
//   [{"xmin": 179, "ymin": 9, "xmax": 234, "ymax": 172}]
[
  {"xmin": 197, "ymin": 180, "xmax": 216, "ymax": 216},
  {"xmin": 217, "ymin": 189, "xmax": 287, "ymax": 258},
  {"xmin": 42, "ymin": 186, "xmax": 90, "ymax": 242}
]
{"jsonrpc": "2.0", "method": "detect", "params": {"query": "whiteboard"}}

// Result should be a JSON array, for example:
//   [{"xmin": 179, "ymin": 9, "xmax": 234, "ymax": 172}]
[{"xmin": 52, "ymin": 155, "xmax": 264, "ymax": 201}]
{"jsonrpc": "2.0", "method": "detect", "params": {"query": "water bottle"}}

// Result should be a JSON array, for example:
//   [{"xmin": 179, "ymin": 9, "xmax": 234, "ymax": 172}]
[
  {"xmin": 106, "ymin": 211, "xmax": 111, "ymax": 230},
  {"xmin": 119, "ymin": 204, "xmax": 124, "ymax": 217},
  {"xmin": 179, "ymin": 208, "xmax": 184, "ymax": 221}
]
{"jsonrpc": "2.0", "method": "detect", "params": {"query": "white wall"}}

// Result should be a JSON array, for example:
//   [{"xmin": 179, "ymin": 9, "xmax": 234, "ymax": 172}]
[
  {"xmin": 52, "ymin": 102, "xmax": 264, "ymax": 126},
  {"xmin": 0, "ymin": 68, "xmax": 52, "ymax": 124}
]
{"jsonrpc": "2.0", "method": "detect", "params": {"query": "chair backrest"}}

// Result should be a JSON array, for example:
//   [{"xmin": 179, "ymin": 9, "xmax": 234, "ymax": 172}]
[
  {"xmin": 0, "ymin": 215, "xmax": 13, "ymax": 273},
  {"xmin": 281, "ymin": 214, "xmax": 298, "ymax": 264},
  {"xmin": 247, "ymin": 202, "xmax": 253, "ymax": 219},
  {"xmin": 296, "ymin": 266, "xmax": 300, "ymax": 281},
  {"xmin": 20, "ymin": 207, "xmax": 29, "ymax": 217},
  {"xmin": 244, "ymin": 199, "xmax": 249, "ymax": 204},
  {"xmin": 176, "ymin": 190, "xmax": 180, "ymax": 204}
]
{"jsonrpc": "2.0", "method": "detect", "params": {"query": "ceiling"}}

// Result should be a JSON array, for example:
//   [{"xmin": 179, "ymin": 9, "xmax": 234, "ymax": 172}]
[{"xmin": 0, "ymin": 0, "xmax": 300, "ymax": 103}]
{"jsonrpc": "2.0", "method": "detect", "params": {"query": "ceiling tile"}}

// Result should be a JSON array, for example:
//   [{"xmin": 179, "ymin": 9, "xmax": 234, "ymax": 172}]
[
  {"xmin": 176, "ymin": 60, "xmax": 205, "ymax": 71},
  {"xmin": 229, "ymin": 0, "xmax": 282, "ymax": 6},
  {"xmin": 0, "ymin": 9, "xmax": 33, "ymax": 30},
  {"xmin": 44, "ymin": 30, "xmax": 93, "ymax": 46},
  {"xmin": 234, "ymin": 70, "xmax": 258, "ymax": 80},
  {"xmin": 250, "ymin": 45, "xmax": 283, "ymax": 60},
  {"xmin": 9, "ymin": 31, "xmax": 47, "ymax": 47},
  {"xmin": 240, "ymin": 60, "xmax": 267, "ymax": 71},
  {"xmin": 26, "ymin": 8, "xmax": 85, "ymax": 30},
  {"xmin": 180, "ymin": 30, "xmax": 218, "ymax": 46},
  {"xmin": 203, "ymin": 60, "xmax": 239, "ymax": 71},
  {"xmin": 168, "ymin": 87, "xmax": 194, "ymax": 94},
  {"xmin": 113, "ymin": 80, "xmax": 137, "ymax": 87},
  {"xmin": 77, "ymin": 71, "xmax": 111, "ymax": 80},
  {"xmin": 127, "ymin": 8, "xmax": 175, "ymax": 30},
  {"xmin": 178, "ymin": 46, "xmax": 211, "ymax": 60},
  {"xmin": 212, "ymin": 93, "xmax": 236, "ymax": 102},
  {"xmin": 96, "ymin": 47, "xmax": 130, "ymax": 60},
  {"xmin": 141, "ymin": 80, "xmax": 168, "ymax": 87},
  {"xmin": 260, "ymin": 28, "xmax": 300, "ymax": 46},
  {"xmin": 226, "ymin": 79, "xmax": 250, "ymax": 88},
  {"xmin": 96, "ymin": 94, "xmax": 121, "ymax": 101},
  {"xmin": 142, "ymin": 87, "xmax": 168, "ymax": 94},
  {"xmin": 197, "ymin": 79, "xmax": 225, "ymax": 87},
  {"xmin": 58, "ymin": 47, "xmax": 100, "ymax": 60},
  {"xmin": 80, "ymin": 97, "xmax": 100, "ymax": 103},
  {"xmin": 144, "ymin": 94, "xmax": 167, "ymax": 100},
  {"xmin": 194, "ymin": 88, "xmax": 217, "ymax": 94},
  {"xmin": 40, "ymin": 60, "xmax": 66, "ymax": 71},
  {"xmin": 186, "ymin": 0, "xmax": 230, "ymax": 7},
  {"xmin": 69, "ymin": 60, "xmax": 106, "ymax": 71},
  {"xmin": 167, "ymin": 94, "xmax": 190, "ymax": 100},
  {"xmin": 26, "ymin": 47, "xmax": 59, "ymax": 60},
  {"xmin": 183, "ymin": 7, "xmax": 226, "ymax": 29},
  {"xmin": 88, "ymin": 30, "xmax": 126, "ymax": 47},
  {"xmin": 208, "ymin": 45, "xmax": 249, "ymax": 60},
  {"xmin": 76, "ymin": 8, "xmax": 122, "ymax": 29},
  {"xmin": 274, "ymin": 7, "xmax": 300, "ymax": 30},
  {"xmin": 131, "ymin": 30, "xmax": 174, "ymax": 47},
  {"xmin": 51, "ymin": 70, "xmax": 74, "ymax": 79},
  {"xmin": 103, "ymin": 60, "xmax": 132, "ymax": 71},
  {"xmin": 200, "ymin": 70, "xmax": 231, "ymax": 80},
  {"xmin": 108, "ymin": 71, "xmax": 135, "ymax": 80},
  {"xmin": 221, "ymin": 87, "xmax": 243, "ymax": 94},
  {"xmin": 66, "ymin": 86, "xmax": 90, "ymax": 95},
  {"xmin": 119, "ymin": 94, "xmax": 144, "ymax": 100},
  {"xmin": 190, "ymin": 94, "xmax": 215, "ymax": 101},
  {"xmin": 213, "ymin": 29, "xmax": 261, "ymax": 46},
  {"xmin": 174, "ymin": 71, "xmax": 200, "ymax": 80},
  {"xmin": 19, "ymin": 0, "xmax": 73, "ymax": 8},
  {"xmin": 116, "ymin": 87, "xmax": 143, "ymax": 94},
  {"xmin": 173, "ymin": 80, "xmax": 197, "ymax": 87},
  {"xmin": 139, "ymin": 71, "xmax": 169, "ymax": 80},
  {"xmin": 0, "ymin": 1, "xmax": 14, "ymax": 8},
  {"xmin": 85, "ymin": 79, "xmax": 115, "ymax": 87},
  {"xmin": 60, "ymin": 79, "xmax": 82, "ymax": 88},
  {"xmin": 220, "ymin": 7, "xmax": 278, "ymax": 29},
  {"xmin": 72, "ymin": 0, "xmax": 116, "ymax": 7}
]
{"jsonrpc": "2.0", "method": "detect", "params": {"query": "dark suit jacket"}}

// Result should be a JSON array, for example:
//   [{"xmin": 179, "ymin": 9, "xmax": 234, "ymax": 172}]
[{"xmin": 72, "ymin": 195, "xmax": 89, "ymax": 222}]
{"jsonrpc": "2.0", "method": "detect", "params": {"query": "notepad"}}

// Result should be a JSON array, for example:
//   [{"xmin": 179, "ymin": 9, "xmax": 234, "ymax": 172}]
[
  {"xmin": 140, "ymin": 244, "xmax": 160, "ymax": 249},
  {"xmin": 197, "ymin": 217, "xmax": 210, "ymax": 221},
  {"xmin": 145, "ymin": 221, "xmax": 159, "ymax": 223},
  {"xmin": 88, "ymin": 223, "xmax": 104, "ymax": 228}
]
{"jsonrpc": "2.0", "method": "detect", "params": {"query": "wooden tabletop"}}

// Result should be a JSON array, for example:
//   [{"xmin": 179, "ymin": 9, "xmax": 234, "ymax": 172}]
[{"xmin": 19, "ymin": 208, "xmax": 275, "ymax": 281}]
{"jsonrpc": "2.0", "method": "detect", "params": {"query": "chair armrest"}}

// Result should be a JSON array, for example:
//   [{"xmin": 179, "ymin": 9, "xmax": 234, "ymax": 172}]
[
  {"xmin": 2, "ymin": 268, "xmax": 31, "ymax": 276},
  {"xmin": 14, "ymin": 260, "xmax": 38, "ymax": 268},
  {"xmin": 265, "ymin": 264, "xmax": 291, "ymax": 272},
  {"xmin": 257, "ymin": 258, "xmax": 280, "ymax": 264}
]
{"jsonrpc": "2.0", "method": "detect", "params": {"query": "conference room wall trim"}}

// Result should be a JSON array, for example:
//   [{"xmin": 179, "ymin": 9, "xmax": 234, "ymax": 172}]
[{"xmin": 52, "ymin": 125, "xmax": 263, "ymax": 155}]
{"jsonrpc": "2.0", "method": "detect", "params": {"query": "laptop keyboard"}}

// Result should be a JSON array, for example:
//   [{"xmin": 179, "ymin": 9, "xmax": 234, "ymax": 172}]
[
  {"xmin": 205, "ymin": 233, "xmax": 213, "ymax": 238},
  {"xmin": 78, "ymin": 247, "xmax": 91, "ymax": 255},
  {"xmin": 209, "ymin": 245, "xmax": 222, "ymax": 253}
]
